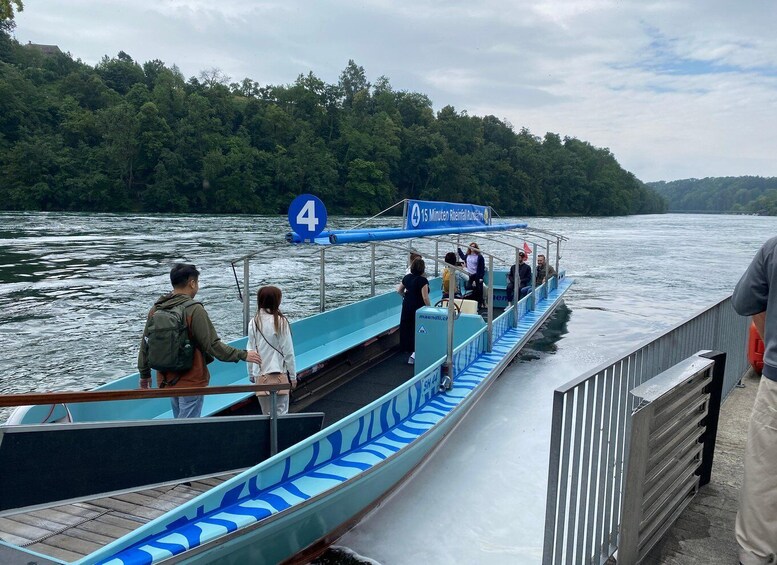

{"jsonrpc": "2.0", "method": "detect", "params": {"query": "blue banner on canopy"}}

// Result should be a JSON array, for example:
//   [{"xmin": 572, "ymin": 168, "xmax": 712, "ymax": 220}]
[{"xmin": 404, "ymin": 200, "xmax": 491, "ymax": 230}]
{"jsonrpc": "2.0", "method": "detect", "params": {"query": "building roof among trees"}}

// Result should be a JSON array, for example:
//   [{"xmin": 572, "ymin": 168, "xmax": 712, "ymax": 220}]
[{"xmin": 25, "ymin": 42, "xmax": 61, "ymax": 55}]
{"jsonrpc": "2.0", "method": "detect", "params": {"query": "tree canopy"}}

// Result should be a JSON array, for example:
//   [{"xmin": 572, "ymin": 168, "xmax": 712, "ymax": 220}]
[
  {"xmin": 0, "ymin": 32, "xmax": 666, "ymax": 216},
  {"xmin": 648, "ymin": 177, "xmax": 777, "ymax": 215}
]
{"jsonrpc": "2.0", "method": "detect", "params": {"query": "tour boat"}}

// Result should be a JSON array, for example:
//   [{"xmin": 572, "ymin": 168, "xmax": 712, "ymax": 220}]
[{"xmin": 0, "ymin": 198, "xmax": 572, "ymax": 564}]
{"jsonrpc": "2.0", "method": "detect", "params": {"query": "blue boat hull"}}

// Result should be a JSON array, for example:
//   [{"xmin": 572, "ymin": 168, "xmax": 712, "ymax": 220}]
[{"xmin": 82, "ymin": 276, "xmax": 571, "ymax": 565}]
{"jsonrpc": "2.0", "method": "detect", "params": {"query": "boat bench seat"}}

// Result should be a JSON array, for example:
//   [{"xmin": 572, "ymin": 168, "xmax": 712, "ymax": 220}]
[
  {"xmin": 295, "ymin": 315, "xmax": 400, "ymax": 373},
  {"xmin": 293, "ymin": 277, "xmax": 442, "ymax": 374}
]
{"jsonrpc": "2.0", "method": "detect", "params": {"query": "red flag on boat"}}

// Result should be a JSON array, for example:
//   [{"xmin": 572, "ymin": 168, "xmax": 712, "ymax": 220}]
[{"xmin": 523, "ymin": 241, "xmax": 532, "ymax": 255}]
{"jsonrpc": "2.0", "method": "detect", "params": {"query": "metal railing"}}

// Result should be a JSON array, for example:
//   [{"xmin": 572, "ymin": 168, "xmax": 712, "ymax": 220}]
[
  {"xmin": 618, "ymin": 351, "xmax": 724, "ymax": 564},
  {"xmin": 542, "ymin": 295, "xmax": 749, "ymax": 565}
]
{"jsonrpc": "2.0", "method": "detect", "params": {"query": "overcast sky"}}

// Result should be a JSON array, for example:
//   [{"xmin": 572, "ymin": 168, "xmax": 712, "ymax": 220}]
[{"xmin": 12, "ymin": 0, "xmax": 777, "ymax": 182}]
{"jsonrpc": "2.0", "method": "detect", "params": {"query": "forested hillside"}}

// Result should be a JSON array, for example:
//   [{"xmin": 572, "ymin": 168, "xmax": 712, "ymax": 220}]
[
  {"xmin": 648, "ymin": 177, "xmax": 777, "ymax": 215},
  {"xmin": 0, "ymin": 30, "xmax": 666, "ymax": 216}
]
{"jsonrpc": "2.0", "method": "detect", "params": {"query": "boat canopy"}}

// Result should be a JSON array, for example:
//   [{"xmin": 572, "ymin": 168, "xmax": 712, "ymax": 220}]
[
  {"xmin": 286, "ymin": 221, "xmax": 529, "ymax": 245},
  {"xmin": 286, "ymin": 198, "xmax": 529, "ymax": 245}
]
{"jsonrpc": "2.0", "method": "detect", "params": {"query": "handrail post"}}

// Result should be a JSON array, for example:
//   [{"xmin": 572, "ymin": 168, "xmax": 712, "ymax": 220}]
[
  {"xmin": 487, "ymin": 255, "xmax": 494, "ymax": 351},
  {"xmin": 531, "ymin": 242, "xmax": 537, "ymax": 310},
  {"xmin": 446, "ymin": 261, "xmax": 456, "ymax": 388},
  {"xmin": 319, "ymin": 248, "xmax": 326, "ymax": 312},
  {"xmin": 370, "ymin": 243, "xmax": 376, "ymax": 297},
  {"xmin": 242, "ymin": 258, "xmax": 250, "ymax": 336},
  {"xmin": 514, "ymin": 247, "xmax": 520, "ymax": 327},
  {"xmin": 434, "ymin": 240, "xmax": 439, "ymax": 277},
  {"xmin": 556, "ymin": 239, "xmax": 560, "ymax": 281},
  {"xmin": 269, "ymin": 391, "xmax": 278, "ymax": 455}
]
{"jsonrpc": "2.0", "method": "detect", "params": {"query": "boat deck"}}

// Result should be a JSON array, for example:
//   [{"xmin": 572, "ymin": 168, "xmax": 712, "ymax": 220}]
[
  {"xmin": 0, "ymin": 352, "xmax": 415, "ymax": 562},
  {"xmin": 0, "ymin": 475, "xmax": 235, "ymax": 562},
  {"xmin": 0, "ymin": 308, "xmax": 506, "ymax": 563}
]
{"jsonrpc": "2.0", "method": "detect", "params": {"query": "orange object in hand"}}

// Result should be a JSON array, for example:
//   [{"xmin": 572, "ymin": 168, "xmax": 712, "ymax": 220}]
[{"xmin": 748, "ymin": 321, "xmax": 764, "ymax": 376}]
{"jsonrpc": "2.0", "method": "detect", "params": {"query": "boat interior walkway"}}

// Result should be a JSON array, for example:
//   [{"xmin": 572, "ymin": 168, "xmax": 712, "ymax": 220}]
[{"xmin": 296, "ymin": 350, "xmax": 415, "ymax": 426}]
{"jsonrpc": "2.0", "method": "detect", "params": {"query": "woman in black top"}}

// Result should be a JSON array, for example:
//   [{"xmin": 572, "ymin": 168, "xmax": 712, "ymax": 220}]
[{"xmin": 398, "ymin": 257, "xmax": 431, "ymax": 364}]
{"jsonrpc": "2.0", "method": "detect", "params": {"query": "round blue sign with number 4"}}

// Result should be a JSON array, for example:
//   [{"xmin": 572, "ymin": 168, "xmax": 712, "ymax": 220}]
[{"xmin": 288, "ymin": 194, "xmax": 328, "ymax": 241}]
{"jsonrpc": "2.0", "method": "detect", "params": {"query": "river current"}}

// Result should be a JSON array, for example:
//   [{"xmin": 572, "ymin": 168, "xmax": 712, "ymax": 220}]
[{"xmin": 0, "ymin": 212, "xmax": 775, "ymax": 563}]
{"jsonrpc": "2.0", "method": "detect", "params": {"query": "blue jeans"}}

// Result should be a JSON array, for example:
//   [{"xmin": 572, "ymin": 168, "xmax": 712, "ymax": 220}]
[{"xmin": 171, "ymin": 395, "xmax": 203, "ymax": 418}]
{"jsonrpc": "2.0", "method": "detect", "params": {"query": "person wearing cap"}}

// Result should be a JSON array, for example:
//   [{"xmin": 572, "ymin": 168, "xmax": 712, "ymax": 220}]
[
  {"xmin": 506, "ymin": 250, "xmax": 533, "ymax": 303},
  {"xmin": 458, "ymin": 242, "xmax": 485, "ymax": 308}
]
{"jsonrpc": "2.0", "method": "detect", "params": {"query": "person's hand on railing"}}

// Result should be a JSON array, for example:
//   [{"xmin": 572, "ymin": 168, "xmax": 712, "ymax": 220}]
[
  {"xmin": 139, "ymin": 377, "xmax": 152, "ymax": 390},
  {"xmin": 246, "ymin": 350, "xmax": 261, "ymax": 364}
]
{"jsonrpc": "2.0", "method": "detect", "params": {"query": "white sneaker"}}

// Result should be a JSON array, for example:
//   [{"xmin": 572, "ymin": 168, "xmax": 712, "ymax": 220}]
[{"xmin": 407, "ymin": 354, "xmax": 415, "ymax": 365}]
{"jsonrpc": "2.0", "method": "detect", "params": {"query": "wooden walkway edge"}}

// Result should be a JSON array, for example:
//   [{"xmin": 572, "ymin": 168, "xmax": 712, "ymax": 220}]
[{"xmin": 0, "ymin": 474, "xmax": 235, "ymax": 562}]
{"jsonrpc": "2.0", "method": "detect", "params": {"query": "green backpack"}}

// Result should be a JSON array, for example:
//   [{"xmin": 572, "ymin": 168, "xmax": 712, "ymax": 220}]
[{"xmin": 146, "ymin": 299, "xmax": 198, "ymax": 374}]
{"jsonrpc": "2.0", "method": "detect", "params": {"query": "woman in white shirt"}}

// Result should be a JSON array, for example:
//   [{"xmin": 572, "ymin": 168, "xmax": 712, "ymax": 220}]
[{"xmin": 248, "ymin": 285, "xmax": 297, "ymax": 416}]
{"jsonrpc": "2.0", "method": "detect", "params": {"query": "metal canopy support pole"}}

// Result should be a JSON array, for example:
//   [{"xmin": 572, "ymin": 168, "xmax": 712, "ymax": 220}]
[
  {"xmin": 545, "ymin": 239, "xmax": 550, "ymax": 287},
  {"xmin": 487, "ymin": 255, "xmax": 494, "ymax": 352},
  {"xmin": 434, "ymin": 240, "xmax": 439, "ymax": 277},
  {"xmin": 269, "ymin": 392, "xmax": 278, "ymax": 455},
  {"xmin": 556, "ymin": 239, "xmax": 561, "ymax": 284},
  {"xmin": 370, "ymin": 243, "xmax": 376, "ymax": 297},
  {"xmin": 531, "ymin": 242, "xmax": 537, "ymax": 310},
  {"xmin": 446, "ymin": 259, "xmax": 456, "ymax": 389},
  {"xmin": 514, "ymin": 247, "xmax": 520, "ymax": 328},
  {"xmin": 242, "ymin": 258, "xmax": 250, "ymax": 336},
  {"xmin": 319, "ymin": 248, "xmax": 326, "ymax": 313}
]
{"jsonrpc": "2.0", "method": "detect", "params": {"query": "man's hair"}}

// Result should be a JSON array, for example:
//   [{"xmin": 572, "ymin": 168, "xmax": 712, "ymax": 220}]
[
  {"xmin": 538, "ymin": 254, "xmax": 546, "ymax": 260},
  {"xmin": 170, "ymin": 263, "xmax": 200, "ymax": 288}
]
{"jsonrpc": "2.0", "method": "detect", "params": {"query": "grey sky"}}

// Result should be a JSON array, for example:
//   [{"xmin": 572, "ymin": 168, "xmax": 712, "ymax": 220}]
[{"xmin": 13, "ymin": 0, "xmax": 777, "ymax": 182}]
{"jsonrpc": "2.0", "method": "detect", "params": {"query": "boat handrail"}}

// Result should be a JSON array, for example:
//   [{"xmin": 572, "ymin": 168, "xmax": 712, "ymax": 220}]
[{"xmin": 0, "ymin": 383, "xmax": 290, "ymax": 408}]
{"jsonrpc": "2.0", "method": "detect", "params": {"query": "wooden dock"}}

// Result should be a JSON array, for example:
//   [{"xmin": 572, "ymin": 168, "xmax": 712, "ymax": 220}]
[{"xmin": 0, "ymin": 475, "xmax": 234, "ymax": 562}]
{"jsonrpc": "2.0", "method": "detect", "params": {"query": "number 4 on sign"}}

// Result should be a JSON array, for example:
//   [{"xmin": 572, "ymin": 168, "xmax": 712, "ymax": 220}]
[
  {"xmin": 288, "ymin": 194, "xmax": 327, "ymax": 240},
  {"xmin": 297, "ymin": 200, "xmax": 319, "ymax": 232}
]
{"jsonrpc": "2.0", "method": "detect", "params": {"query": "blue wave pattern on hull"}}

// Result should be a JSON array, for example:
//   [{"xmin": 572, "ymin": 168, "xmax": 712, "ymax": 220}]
[{"xmin": 94, "ymin": 277, "xmax": 572, "ymax": 565}]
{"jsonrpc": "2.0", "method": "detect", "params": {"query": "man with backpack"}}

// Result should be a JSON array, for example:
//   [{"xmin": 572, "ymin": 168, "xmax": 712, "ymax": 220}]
[{"xmin": 138, "ymin": 263, "xmax": 261, "ymax": 418}]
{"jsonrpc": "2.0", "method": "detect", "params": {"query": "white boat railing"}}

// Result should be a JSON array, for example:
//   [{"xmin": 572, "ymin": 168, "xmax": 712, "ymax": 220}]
[{"xmin": 229, "ymin": 226, "xmax": 566, "ymax": 394}]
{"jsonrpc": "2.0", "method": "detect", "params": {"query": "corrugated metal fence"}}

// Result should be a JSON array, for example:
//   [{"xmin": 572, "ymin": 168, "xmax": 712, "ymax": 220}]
[{"xmin": 542, "ymin": 296, "xmax": 749, "ymax": 565}]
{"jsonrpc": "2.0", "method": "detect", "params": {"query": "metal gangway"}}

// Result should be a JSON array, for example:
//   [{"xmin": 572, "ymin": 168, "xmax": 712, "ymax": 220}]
[{"xmin": 542, "ymin": 296, "xmax": 749, "ymax": 564}]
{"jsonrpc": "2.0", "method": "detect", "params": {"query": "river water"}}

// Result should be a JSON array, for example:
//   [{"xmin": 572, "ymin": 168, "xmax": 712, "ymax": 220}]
[{"xmin": 0, "ymin": 212, "xmax": 775, "ymax": 563}]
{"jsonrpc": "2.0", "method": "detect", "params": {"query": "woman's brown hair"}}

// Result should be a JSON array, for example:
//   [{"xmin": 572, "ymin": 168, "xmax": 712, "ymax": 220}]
[{"xmin": 256, "ymin": 285, "xmax": 289, "ymax": 334}]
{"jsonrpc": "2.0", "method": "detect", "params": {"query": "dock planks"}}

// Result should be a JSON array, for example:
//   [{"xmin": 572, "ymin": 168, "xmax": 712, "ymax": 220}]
[{"xmin": 0, "ymin": 474, "xmax": 235, "ymax": 560}]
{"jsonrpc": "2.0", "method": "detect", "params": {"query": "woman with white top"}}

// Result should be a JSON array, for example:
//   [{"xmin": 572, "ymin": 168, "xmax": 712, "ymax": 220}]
[{"xmin": 248, "ymin": 285, "xmax": 296, "ymax": 416}]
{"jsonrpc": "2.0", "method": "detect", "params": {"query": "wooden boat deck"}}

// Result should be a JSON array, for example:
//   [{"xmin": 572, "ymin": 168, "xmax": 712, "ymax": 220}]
[{"xmin": 0, "ymin": 475, "xmax": 234, "ymax": 562}]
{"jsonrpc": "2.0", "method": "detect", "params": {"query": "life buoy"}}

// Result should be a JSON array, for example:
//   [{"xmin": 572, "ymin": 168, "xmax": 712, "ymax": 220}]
[{"xmin": 747, "ymin": 321, "xmax": 764, "ymax": 376}]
